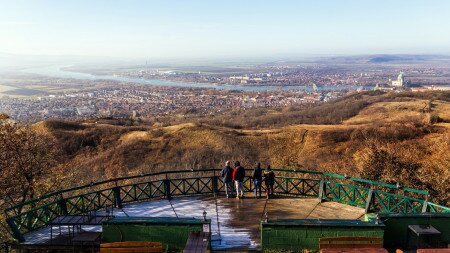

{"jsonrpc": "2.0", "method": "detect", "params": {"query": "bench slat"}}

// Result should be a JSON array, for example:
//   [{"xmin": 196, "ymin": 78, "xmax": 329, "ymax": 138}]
[
  {"xmin": 101, "ymin": 242, "xmax": 162, "ymax": 248},
  {"xmin": 100, "ymin": 248, "xmax": 163, "ymax": 253},
  {"xmin": 417, "ymin": 250, "xmax": 450, "ymax": 253},
  {"xmin": 321, "ymin": 248, "xmax": 388, "ymax": 253},
  {"xmin": 320, "ymin": 237, "xmax": 383, "ymax": 242},
  {"xmin": 184, "ymin": 232, "xmax": 210, "ymax": 253},
  {"xmin": 100, "ymin": 241, "xmax": 163, "ymax": 253},
  {"xmin": 321, "ymin": 244, "xmax": 383, "ymax": 249},
  {"xmin": 319, "ymin": 236, "xmax": 384, "ymax": 250}
]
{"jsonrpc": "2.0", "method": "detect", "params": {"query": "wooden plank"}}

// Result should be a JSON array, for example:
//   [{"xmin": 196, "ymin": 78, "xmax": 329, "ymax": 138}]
[
  {"xmin": 320, "ymin": 237, "xmax": 383, "ymax": 242},
  {"xmin": 319, "ymin": 236, "xmax": 383, "ymax": 250},
  {"xmin": 184, "ymin": 232, "xmax": 210, "ymax": 253},
  {"xmin": 321, "ymin": 244, "xmax": 383, "ymax": 249},
  {"xmin": 417, "ymin": 250, "xmax": 450, "ymax": 253},
  {"xmin": 321, "ymin": 249, "xmax": 388, "ymax": 253},
  {"xmin": 200, "ymin": 236, "xmax": 209, "ymax": 252},
  {"xmin": 100, "ymin": 248, "xmax": 163, "ymax": 253},
  {"xmin": 72, "ymin": 232, "xmax": 102, "ymax": 242},
  {"xmin": 100, "ymin": 241, "xmax": 163, "ymax": 253},
  {"xmin": 101, "ymin": 242, "xmax": 162, "ymax": 248}
]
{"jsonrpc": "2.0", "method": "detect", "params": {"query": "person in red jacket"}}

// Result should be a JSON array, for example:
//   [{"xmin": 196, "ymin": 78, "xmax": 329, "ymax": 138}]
[{"xmin": 232, "ymin": 161, "xmax": 245, "ymax": 199}]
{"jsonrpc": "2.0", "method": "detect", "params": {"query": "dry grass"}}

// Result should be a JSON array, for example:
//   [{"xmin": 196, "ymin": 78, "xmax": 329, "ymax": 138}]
[
  {"xmin": 25, "ymin": 92, "xmax": 450, "ymax": 205},
  {"xmin": 119, "ymin": 131, "xmax": 151, "ymax": 142},
  {"xmin": 343, "ymin": 100, "xmax": 429, "ymax": 125},
  {"xmin": 432, "ymin": 100, "xmax": 450, "ymax": 122}
]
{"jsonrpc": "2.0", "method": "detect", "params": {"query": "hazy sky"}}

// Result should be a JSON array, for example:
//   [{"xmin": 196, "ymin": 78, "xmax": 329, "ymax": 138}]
[{"xmin": 1, "ymin": 0, "xmax": 450, "ymax": 60}]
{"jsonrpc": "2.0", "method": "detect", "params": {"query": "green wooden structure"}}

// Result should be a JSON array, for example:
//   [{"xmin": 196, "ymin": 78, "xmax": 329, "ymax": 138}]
[
  {"xmin": 3, "ymin": 169, "xmax": 450, "ymax": 242},
  {"xmin": 261, "ymin": 219, "xmax": 385, "ymax": 251},
  {"xmin": 377, "ymin": 213, "xmax": 450, "ymax": 249},
  {"xmin": 102, "ymin": 217, "xmax": 211, "ymax": 250}
]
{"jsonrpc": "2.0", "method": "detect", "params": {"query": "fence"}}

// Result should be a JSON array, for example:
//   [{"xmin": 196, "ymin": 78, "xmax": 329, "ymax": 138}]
[{"xmin": 4, "ymin": 168, "xmax": 449, "ymax": 242}]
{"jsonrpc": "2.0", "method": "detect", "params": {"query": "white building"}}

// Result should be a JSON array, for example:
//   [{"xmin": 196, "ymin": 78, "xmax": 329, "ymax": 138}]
[{"xmin": 391, "ymin": 72, "xmax": 404, "ymax": 87}]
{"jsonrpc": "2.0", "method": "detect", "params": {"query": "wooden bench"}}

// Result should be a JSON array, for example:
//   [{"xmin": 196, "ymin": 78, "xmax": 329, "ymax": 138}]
[
  {"xmin": 100, "ymin": 242, "xmax": 164, "ymax": 253},
  {"xmin": 320, "ymin": 249, "xmax": 388, "ymax": 253},
  {"xmin": 183, "ymin": 232, "xmax": 210, "ymax": 253},
  {"xmin": 417, "ymin": 249, "xmax": 450, "ymax": 253},
  {"xmin": 319, "ymin": 236, "xmax": 384, "ymax": 251},
  {"xmin": 72, "ymin": 231, "xmax": 102, "ymax": 245}
]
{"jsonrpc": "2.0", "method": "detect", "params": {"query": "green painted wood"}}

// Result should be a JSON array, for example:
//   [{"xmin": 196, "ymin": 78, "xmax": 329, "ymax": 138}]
[
  {"xmin": 103, "ymin": 217, "xmax": 209, "ymax": 225},
  {"xmin": 2, "ymin": 169, "xmax": 429, "ymax": 215},
  {"xmin": 322, "ymin": 172, "xmax": 429, "ymax": 196},
  {"xmin": 261, "ymin": 219, "xmax": 385, "ymax": 251},
  {"xmin": 102, "ymin": 217, "xmax": 210, "ymax": 250},
  {"xmin": 379, "ymin": 213, "xmax": 450, "ymax": 249}
]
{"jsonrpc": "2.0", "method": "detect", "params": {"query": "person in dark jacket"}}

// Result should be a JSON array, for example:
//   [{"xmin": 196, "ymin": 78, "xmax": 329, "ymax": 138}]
[
  {"xmin": 252, "ymin": 162, "xmax": 263, "ymax": 198},
  {"xmin": 263, "ymin": 165, "xmax": 275, "ymax": 199},
  {"xmin": 232, "ymin": 161, "xmax": 245, "ymax": 199},
  {"xmin": 220, "ymin": 161, "xmax": 234, "ymax": 198}
]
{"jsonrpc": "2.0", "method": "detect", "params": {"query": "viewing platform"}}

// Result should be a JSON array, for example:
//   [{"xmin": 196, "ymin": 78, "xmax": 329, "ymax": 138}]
[
  {"xmin": 22, "ymin": 195, "xmax": 365, "ymax": 250},
  {"xmin": 4, "ymin": 169, "xmax": 450, "ymax": 252}
]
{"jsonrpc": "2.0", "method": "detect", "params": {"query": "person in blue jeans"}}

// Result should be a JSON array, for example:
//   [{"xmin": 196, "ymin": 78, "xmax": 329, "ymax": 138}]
[
  {"xmin": 233, "ymin": 161, "xmax": 246, "ymax": 199},
  {"xmin": 252, "ymin": 162, "xmax": 263, "ymax": 198},
  {"xmin": 220, "ymin": 161, "xmax": 234, "ymax": 198},
  {"xmin": 264, "ymin": 165, "xmax": 276, "ymax": 199}
]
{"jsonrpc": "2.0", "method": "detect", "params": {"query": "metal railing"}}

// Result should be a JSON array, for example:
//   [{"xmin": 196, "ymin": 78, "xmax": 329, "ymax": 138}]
[
  {"xmin": 3, "ymin": 168, "xmax": 449, "ymax": 242},
  {"xmin": 0, "ymin": 242, "xmax": 9, "ymax": 253}
]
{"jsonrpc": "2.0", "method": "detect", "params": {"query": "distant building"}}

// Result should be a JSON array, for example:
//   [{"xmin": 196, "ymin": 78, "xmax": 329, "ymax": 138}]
[
  {"xmin": 391, "ymin": 72, "xmax": 404, "ymax": 87},
  {"xmin": 374, "ymin": 83, "xmax": 395, "ymax": 91},
  {"xmin": 76, "ymin": 106, "xmax": 96, "ymax": 116},
  {"xmin": 375, "ymin": 72, "xmax": 409, "ymax": 91},
  {"xmin": 312, "ymin": 83, "xmax": 318, "ymax": 91}
]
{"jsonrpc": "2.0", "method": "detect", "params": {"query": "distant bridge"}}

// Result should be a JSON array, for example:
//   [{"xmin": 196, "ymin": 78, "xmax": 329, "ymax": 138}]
[{"xmin": 4, "ymin": 168, "xmax": 450, "ymax": 242}]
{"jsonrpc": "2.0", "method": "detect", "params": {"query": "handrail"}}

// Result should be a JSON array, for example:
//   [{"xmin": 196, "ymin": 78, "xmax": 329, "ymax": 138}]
[
  {"xmin": 3, "ymin": 172, "xmax": 449, "ymax": 242},
  {"xmin": 322, "ymin": 172, "xmax": 429, "ymax": 195},
  {"xmin": 4, "ymin": 168, "xmax": 303, "ymax": 212},
  {"xmin": 4, "ymin": 168, "xmax": 430, "ymax": 213}
]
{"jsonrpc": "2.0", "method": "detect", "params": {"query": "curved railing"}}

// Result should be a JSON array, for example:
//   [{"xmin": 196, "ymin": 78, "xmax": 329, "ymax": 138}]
[{"xmin": 4, "ymin": 169, "xmax": 450, "ymax": 242}]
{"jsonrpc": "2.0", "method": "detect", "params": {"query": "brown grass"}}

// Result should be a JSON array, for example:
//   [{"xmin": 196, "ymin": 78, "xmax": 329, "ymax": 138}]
[{"xmin": 30, "ymin": 91, "xmax": 450, "ymax": 205}]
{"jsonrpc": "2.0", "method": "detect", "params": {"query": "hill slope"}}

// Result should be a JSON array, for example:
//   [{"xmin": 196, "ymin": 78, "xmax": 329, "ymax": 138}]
[{"xmin": 36, "ymin": 91, "xmax": 450, "ymax": 205}]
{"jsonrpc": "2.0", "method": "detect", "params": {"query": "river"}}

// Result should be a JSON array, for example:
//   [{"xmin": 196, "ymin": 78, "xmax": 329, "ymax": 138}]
[{"xmin": 22, "ymin": 65, "xmax": 371, "ymax": 91}]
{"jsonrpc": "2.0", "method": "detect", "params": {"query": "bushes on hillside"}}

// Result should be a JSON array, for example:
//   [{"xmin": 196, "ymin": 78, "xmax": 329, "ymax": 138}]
[
  {"xmin": 0, "ymin": 121, "xmax": 60, "ymax": 240},
  {"xmin": 197, "ymin": 92, "xmax": 382, "ymax": 128}
]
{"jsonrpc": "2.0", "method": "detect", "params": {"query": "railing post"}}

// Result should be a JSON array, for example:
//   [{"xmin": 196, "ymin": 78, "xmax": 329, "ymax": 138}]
[
  {"xmin": 318, "ymin": 180, "xmax": 326, "ymax": 202},
  {"xmin": 365, "ymin": 188, "xmax": 374, "ymax": 213},
  {"xmin": 164, "ymin": 179, "xmax": 172, "ymax": 200},
  {"xmin": 212, "ymin": 176, "xmax": 219, "ymax": 196},
  {"xmin": 57, "ymin": 198, "xmax": 68, "ymax": 216},
  {"xmin": 422, "ymin": 196, "xmax": 429, "ymax": 213},
  {"xmin": 285, "ymin": 178, "xmax": 289, "ymax": 194},
  {"xmin": 6, "ymin": 218, "xmax": 25, "ymax": 243},
  {"xmin": 113, "ymin": 186, "xmax": 122, "ymax": 209},
  {"xmin": 3, "ymin": 241, "xmax": 9, "ymax": 253}
]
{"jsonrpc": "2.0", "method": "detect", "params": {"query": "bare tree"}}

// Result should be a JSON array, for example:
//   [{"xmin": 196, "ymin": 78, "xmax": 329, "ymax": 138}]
[
  {"xmin": 0, "ymin": 113, "xmax": 9, "ymax": 121},
  {"xmin": 0, "ymin": 117, "xmax": 58, "ymax": 239}
]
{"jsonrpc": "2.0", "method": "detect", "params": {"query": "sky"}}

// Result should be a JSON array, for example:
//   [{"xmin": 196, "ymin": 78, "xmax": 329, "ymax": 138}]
[{"xmin": 1, "ymin": 0, "xmax": 450, "ymax": 60}]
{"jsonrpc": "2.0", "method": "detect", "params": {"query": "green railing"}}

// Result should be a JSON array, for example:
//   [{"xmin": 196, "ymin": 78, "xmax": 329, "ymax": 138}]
[{"xmin": 4, "ymin": 168, "xmax": 449, "ymax": 242}]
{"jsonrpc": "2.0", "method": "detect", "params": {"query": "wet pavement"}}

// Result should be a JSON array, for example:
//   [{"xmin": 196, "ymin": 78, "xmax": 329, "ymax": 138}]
[{"xmin": 24, "ymin": 194, "xmax": 365, "ymax": 251}]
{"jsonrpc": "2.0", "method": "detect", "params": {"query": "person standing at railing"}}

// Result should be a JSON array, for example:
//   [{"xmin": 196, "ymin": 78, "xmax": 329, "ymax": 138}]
[
  {"xmin": 232, "ymin": 161, "xmax": 245, "ymax": 199},
  {"xmin": 264, "ymin": 165, "xmax": 275, "ymax": 199},
  {"xmin": 221, "ymin": 161, "xmax": 235, "ymax": 198},
  {"xmin": 252, "ymin": 162, "xmax": 263, "ymax": 198}
]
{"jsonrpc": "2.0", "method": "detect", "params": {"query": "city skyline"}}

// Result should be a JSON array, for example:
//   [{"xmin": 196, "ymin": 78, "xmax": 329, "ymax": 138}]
[{"xmin": 1, "ymin": 0, "xmax": 450, "ymax": 60}]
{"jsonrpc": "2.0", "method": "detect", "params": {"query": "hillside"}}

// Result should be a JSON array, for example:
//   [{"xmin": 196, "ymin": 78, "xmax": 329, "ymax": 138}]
[{"xmin": 31, "ymin": 91, "xmax": 450, "ymax": 205}]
